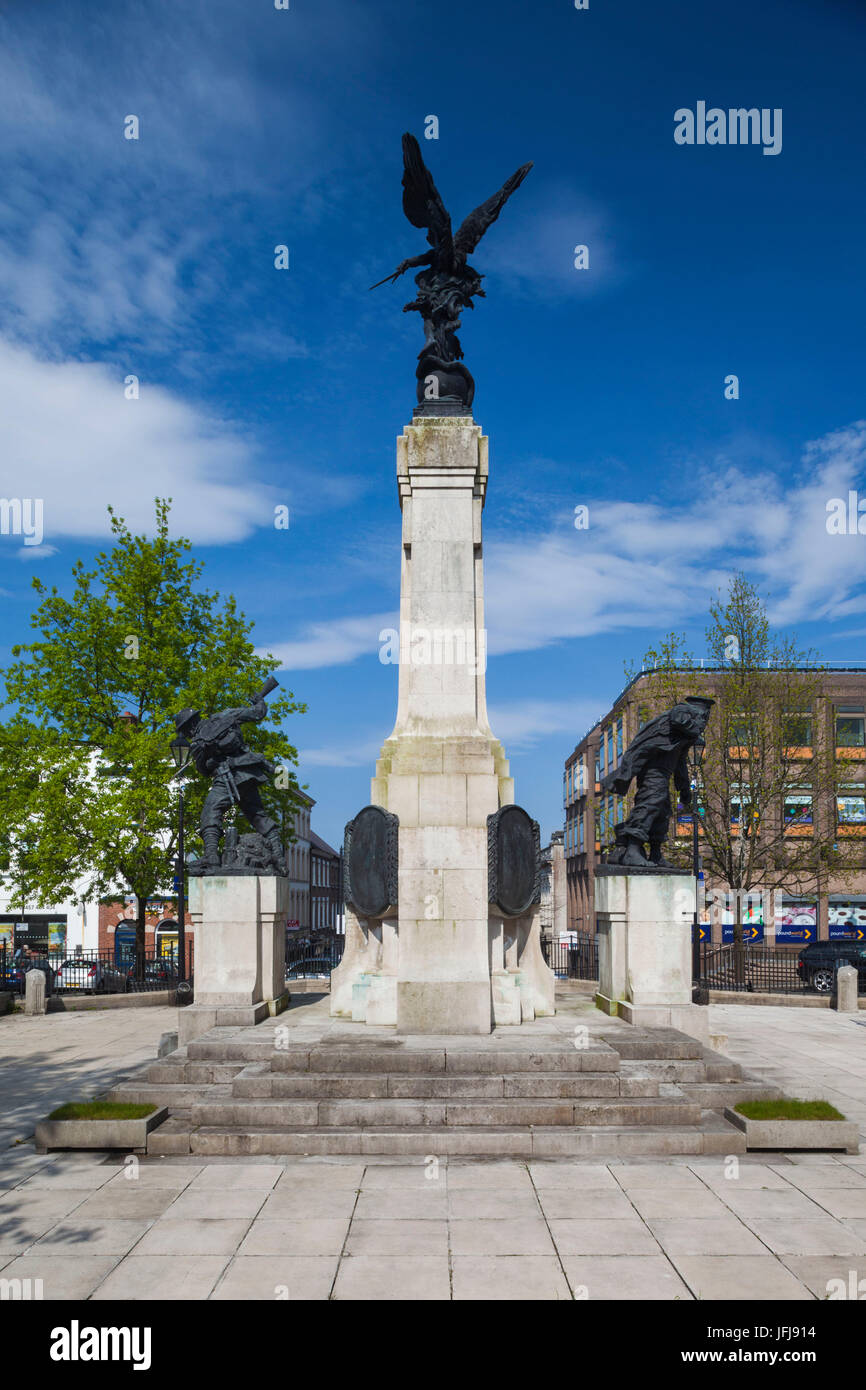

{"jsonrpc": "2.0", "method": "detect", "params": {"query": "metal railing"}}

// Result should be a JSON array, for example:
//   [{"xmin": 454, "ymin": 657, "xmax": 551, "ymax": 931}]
[
  {"xmin": 285, "ymin": 933, "xmax": 344, "ymax": 980},
  {"xmin": 699, "ymin": 941, "xmax": 818, "ymax": 995},
  {"xmin": 542, "ymin": 933, "xmax": 599, "ymax": 982},
  {"xmin": 0, "ymin": 943, "xmax": 194, "ymax": 996}
]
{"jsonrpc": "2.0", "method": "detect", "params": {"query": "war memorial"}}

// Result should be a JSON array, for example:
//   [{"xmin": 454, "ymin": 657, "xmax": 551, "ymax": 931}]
[{"xmin": 107, "ymin": 137, "xmax": 794, "ymax": 1162}]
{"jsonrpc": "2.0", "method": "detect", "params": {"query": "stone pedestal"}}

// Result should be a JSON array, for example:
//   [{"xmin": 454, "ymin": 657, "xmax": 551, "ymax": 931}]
[
  {"xmin": 179, "ymin": 875, "xmax": 290, "ymax": 1045},
  {"xmin": 329, "ymin": 415, "xmax": 555, "ymax": 1034},
  {"xmin": 595, "ymin": 867, "xmax": 709, "ymax": 1045}
]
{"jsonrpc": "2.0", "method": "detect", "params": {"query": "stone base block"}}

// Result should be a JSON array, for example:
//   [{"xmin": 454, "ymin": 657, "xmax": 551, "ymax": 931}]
[
  {"xmin": 367, "ymin": 975, "xmax": 397, "ymax": 1025},
  {"xmin": 397, "ymin": 980, "xmax": 491, "ymax": 1034},
  {"xmin": 619, "ymin": 1001, "xmax": 710, "ymax": 1045},
  {"xmin": 491, "ymin": 971, "xmax": 521, "ymax": 1026},
  {"xmin": 178, "ymin": 1001, "xmax": 269, "ymax": 1047}
]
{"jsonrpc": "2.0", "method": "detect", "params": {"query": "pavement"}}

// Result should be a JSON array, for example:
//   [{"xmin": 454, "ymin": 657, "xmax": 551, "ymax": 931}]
[
  {"xmin": 2, "ymin": 997, "xmax": 866, "ymax": 1300},
  {"xmin": 0, "ymin": 1005, "xmax": 177, "ymax": 1152}
]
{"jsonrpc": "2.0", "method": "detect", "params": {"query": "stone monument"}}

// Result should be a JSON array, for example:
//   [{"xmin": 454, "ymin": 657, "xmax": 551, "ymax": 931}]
[
  {"xmin": 331, "ymin": 134, "xmax": 553, "ymax": 1033},
  {"xmin": 173, "ymin": 678, "xmax": 291, "ymax": 1044},
  {"xmin": 594, "ymin": 697, "xmax": 714, "ymax": 1043}
]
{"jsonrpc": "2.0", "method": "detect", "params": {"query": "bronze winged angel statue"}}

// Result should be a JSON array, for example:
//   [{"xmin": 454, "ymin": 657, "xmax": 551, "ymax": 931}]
[{"xmin": 370, "ymin": 133, "xmax": 532, "ymax": 412}]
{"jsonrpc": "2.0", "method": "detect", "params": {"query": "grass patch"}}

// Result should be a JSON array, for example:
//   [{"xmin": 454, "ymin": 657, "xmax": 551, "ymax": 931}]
[
  {"xmin": 47, "ymin": 1101, "xmax": 157, "ymax": 1122},
  {"xmin": 735, "ymin": 1099, "xmax": 846, "ymax": 1122}
]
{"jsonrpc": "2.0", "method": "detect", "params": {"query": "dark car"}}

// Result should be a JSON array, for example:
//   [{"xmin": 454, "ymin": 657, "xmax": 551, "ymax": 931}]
[
  {"xmin": 285, "ymin": 956, "xmax": 333, "ymax": 980},
  {"xmin": 797, "ymin": 940, "xmax": 866, "ymax": 994}
]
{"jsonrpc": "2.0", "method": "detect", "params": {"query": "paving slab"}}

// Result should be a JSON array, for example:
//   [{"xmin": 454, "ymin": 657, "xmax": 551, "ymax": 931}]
[
  {"xmin": 561, "ymin": 1254, "xmax": 693, "ymax": 1300},
  {"xmin": 237, "ymin": 1217, "xmax": 349, "ymax": 1257},
  {"xmin": 0, "ymin": 1253, "xmax": 119, "ymax": 1299},
  {"xmin": 91, "ymin": 1255, "xmax": 228, "ymax": 1300},
  {"xmin": 548, "ymin": 1217, "xmax": 660, "ymax": 1257},
  {"xmin": 451, "ymin": 1255, "xmax": 571, "ymax": 1300},
  {"xmin": 671, "ymin": 1255, "xmax": 815, "ymax": 1300},
  {"xmin": 343, "ymin": 1218, "xmax": 449, "ymax": 1257},
  {"xmin": 333, "ymin": 1255, "xmax": 450, "ymax": 1301},
  {"xmin": 211, "ymin": 1254, "xmax": 338, "ymax": 1300}
]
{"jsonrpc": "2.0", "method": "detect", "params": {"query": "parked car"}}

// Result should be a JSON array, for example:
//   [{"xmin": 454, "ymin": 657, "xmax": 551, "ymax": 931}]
[
  {"xmin": 2, "ymin": 956, "xmax": 56, "ymax": 997},
  {"xmin": 126, "ymin": 960, "xmax": 194, "ymax": 993},
  {"xmin": 797, "ymin": 940, "xmax": 866, "ymax": 994},
  {"xmin": 285, "ymin": 956, "xmax": 334, "ymax": 980},
  {"xmin": 55, "ymin": 958, "xmax": 129, "ymax": 994}
]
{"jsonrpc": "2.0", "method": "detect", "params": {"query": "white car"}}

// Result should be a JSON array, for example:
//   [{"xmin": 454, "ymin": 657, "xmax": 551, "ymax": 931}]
[{"xmin": 55, "ymin": 958, "xmax": 129, "ymax": 994}]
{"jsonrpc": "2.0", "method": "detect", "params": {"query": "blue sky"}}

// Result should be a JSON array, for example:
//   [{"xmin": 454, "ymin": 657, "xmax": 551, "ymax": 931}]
[{"xmin": 1, "ymin": 0, "xmax": 865, "ymax": 851}]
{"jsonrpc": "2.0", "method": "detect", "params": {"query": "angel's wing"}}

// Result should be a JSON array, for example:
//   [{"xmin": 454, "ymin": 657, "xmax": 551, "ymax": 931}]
[
  {"xmin": 401, "ymin": 132, "xmax": 453, "ymax": 256},
  {"xmin": 453, "ymin": 161, "xmax": 533, "ymax": 259}
]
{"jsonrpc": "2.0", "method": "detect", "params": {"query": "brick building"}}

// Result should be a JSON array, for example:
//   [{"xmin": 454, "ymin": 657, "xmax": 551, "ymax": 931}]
[{"xmin": 563, "ymin": 667, "xmax": 866, "ymax": 944}]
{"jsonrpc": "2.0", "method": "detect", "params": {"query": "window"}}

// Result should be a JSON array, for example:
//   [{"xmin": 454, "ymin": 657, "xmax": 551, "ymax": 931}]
[
  {"xmin": 594, "ymin": 751, "xmax": 601, "ymax": 783},
  {"xmin": 836, "ymin": 706, "xmax": 865, "ymax": 748},
  {"xmin": 730, "ymin": 713, "xmax": 757, "ymax": 746},
  {"xmin": 606, "ymin": 726, "xmax": 614, "ymax": 769},
  {"xmin": 783, "ymin": 711, "xmax": 813, "ymax": 747},
  {"xmin": 784, "ymin": 791, "xmax": 813, "ymax": 826},
  {"xmin": 578, "ymin": 817, "xmax": 584, "ymax": 852},
  {"xmin": 616, "ymin": 718, "xmax": 624, "ymax": 760},
  {"xmin": 837, "ymin": 785, "xmax": 866, "ymax": 825},
  {"xmin": 730, "ymin": 783, "xmax": 753, "ymax": 828}
]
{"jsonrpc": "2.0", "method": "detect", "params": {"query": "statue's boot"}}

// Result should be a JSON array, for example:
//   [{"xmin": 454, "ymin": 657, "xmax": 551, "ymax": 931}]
[
  {"xmin": 264, "ymin": 829, "xmax": 288, "ymax": 877},
  {"xmin": 648, "ymin": 842, "xmax": 677, "ymax": 870},
  {"xmin": 619, "ymin": 839, "xmax": 649, "ymax": 868},
  {"xmin": 189, "ymin": 828, "xmax": 222, "ymax": 876}
]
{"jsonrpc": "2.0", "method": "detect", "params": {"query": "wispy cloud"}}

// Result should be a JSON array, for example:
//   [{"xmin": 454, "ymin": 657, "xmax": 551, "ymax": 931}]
[{"xmin": 263, "ymin": 612, "xmax": 399, "ymax": 671}]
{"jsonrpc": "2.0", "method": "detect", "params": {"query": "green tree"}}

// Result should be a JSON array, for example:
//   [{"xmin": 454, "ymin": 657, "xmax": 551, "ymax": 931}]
[{"xmin": 0, "ymin": 500, "xmax": 306, "ymax": 974}]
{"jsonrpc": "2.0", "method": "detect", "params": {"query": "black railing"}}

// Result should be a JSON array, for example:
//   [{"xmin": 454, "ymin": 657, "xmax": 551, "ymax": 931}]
[
  {"xmin": 285, "ymin": 933, "xmax": 344, "ymax": 980},
  {"xmin": 0, "ymin": 944, "xmax": 194, "ymax": 997},
  {"xmin": 699, "ymin": 941, "xmax": 811, "ymax": 995},
  {"xmin": 542, "ymin": 934, "xmax": 599, "ymax": 982}
]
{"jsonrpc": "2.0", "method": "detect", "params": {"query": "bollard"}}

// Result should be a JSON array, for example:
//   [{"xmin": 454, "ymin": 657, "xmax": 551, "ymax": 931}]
[
  {"xmin": 834, "ymin": 963, "xmax": 858, "ymax": 1014},
  {"xmin": 24, "ymin": 969, "xmax": 47, "ymax": 1016}
]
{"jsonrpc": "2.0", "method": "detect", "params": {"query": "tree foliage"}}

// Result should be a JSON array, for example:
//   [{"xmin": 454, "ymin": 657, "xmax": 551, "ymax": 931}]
[{"xmin": 0, "ymin": 500, "xmax": 306, "ymax": 960}]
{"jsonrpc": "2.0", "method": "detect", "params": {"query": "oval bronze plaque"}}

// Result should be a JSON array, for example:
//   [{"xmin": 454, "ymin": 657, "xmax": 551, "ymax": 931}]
[
  {"xmin": 488, "ymin": 805, "xmax": 540, "ymax": 917},
  {"xmin": 344, "ymin": 805, "xmax": 398, "ymax": 918}
]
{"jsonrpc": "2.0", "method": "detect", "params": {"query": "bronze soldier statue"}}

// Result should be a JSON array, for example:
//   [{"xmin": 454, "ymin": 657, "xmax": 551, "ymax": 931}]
[
  {"xmin": 174, "ymin": 676, "xmax": 287, "ymax": 876},
  {"xmin": 603, "ymin": 696, "xmax": 714, "ymax": 869}
]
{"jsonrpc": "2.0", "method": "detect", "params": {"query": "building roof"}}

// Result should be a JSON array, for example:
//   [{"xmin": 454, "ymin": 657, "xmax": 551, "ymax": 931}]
[{"xmin": 309, "ymin": 829, "xmax": 340, "ymax": 859}]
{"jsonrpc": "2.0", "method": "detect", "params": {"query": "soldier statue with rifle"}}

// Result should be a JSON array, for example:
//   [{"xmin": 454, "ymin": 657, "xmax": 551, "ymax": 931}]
[{"xmin": 174, "ymin": 676, "xmax": 287, "ymax": 876}]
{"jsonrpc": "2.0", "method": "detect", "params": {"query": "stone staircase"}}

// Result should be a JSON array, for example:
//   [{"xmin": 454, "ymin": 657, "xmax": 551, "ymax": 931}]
[{"xmin": 104, "ymin": 998, "xmax": 782, "ymax": 1159}]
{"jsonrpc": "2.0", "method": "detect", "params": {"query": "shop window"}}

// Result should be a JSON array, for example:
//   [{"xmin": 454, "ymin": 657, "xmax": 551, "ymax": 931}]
[
  {"xmin": 783, "ymin": 791, "xmax": 813, "ymax": 826},
  {"xmin": 837, "ymin": 785, "xmax": 866, "ymax": 825}
]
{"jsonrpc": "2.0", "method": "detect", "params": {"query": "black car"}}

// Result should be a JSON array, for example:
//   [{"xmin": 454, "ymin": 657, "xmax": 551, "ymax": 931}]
[{"xmin": 797, "ymin": 940, "xmax": 866, "ymax": 994}]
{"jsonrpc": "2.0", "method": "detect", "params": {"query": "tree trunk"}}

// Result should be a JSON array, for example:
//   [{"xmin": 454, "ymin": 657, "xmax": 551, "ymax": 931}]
[{"xmin": 134, "ymin": 895, "xmax": 147, "ymax": 984}]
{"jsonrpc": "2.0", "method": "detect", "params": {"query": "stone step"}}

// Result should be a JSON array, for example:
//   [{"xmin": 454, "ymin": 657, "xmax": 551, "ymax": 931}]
[
  {"xmin": 189, "ymin": 1096, "xmax": 702, "ymax": 1129},
  {"xmin": 149, "ymin": 1121, "xmax": 745, "ymax": 1159},
  {"xmin": 679, "ymin": 1082, "xmax": 784, "ymax": 1110},
  {"xmin": 105, "ymin": 1082, "xmax": 232, "ymax": 1107},
  {"xmin": 604, "ymin": 1031, "xmax": 705, "ymax": 1061},
  {"xmin": 145, "ymin": 1060, "xmax": 248, "ymax": 1085},
  {"xmin": 232, "ymin": 1069, "xmax": 638, "ymax": 1101},
  {"xmin": 619, "ymin": 1059, "xmax": 708, "ymax": 1084}
]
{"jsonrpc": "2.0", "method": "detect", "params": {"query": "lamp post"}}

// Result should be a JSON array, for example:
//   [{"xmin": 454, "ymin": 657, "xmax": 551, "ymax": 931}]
[
  {"xmin": 170, "ymin": 734, "xmax": 191, "ymax": 984},
  {"xmin": 691, "ymin": 738, "xmax": 705, "ymax": 997}
]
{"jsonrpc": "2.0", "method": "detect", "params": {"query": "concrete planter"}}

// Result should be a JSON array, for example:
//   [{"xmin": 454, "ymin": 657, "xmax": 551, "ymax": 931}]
[
  {"xmin": 35, "ymin": 1106, "xmax": 167, "ymax": 1154},
  {"xmin": 725, "ymin": 1107, "xmax": 859, "ymax": 1154}
]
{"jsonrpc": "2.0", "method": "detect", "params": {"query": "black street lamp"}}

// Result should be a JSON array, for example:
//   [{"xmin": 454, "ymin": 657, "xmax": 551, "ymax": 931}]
[
  {"xmin": 170, "ymin": 734, "xmax": 191, "ymax": 985},
  {"xmin": 691, "ymin": 737, "xmax": 706, "ymax": 997}
]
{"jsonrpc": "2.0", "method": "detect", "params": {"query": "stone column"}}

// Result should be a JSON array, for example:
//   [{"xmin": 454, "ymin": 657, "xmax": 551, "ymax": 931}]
[
  {"xmin": 372, "ymin": 416, "xmax": 514, "ymax": 1034},
  {"xmin": 179, "ymin": 875, "xmax": 290, "ymax": 1045},
  {"xmin": 595, "ymin": 866, "xmax": 709, "ymax": 1044}
]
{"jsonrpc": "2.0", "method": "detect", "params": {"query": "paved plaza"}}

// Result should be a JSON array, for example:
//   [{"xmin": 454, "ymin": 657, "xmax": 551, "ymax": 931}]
[{"xmin": 1, "ymin": 997, "xmax": 866, "ymax": 1299}]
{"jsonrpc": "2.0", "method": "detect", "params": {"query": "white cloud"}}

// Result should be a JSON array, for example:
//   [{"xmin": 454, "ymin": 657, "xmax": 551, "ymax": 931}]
[
  {"xmin": 263, "ymin": 612, "xmax": 399, "ymax": 671},
  {"xmin": 298, "ymin": 738, "xmax": 384, "ymax": 769},
  {"xmin": 487, "ymin": 698, "xmax": 606, "ymax": 750},
  {"xmin": 270, "ymin": 422, "xmax": 866, "ymax": 669},
  {"xmin": 0, "ymin": 339, "xmax": 273, "ymax": 544}
]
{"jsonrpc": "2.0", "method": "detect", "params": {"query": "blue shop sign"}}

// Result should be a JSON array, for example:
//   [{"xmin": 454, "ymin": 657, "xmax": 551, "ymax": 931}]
[
  {"xmin": 829, "ymin": 921, "xmax": 866, "ymax": 941},
  {"xmin": 775, "ymin": 921, "xmax": 815, "ymax": 944},
  {"xmin": 721, "ymin": 922, "xmax": 764, "ymax": 943}
]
